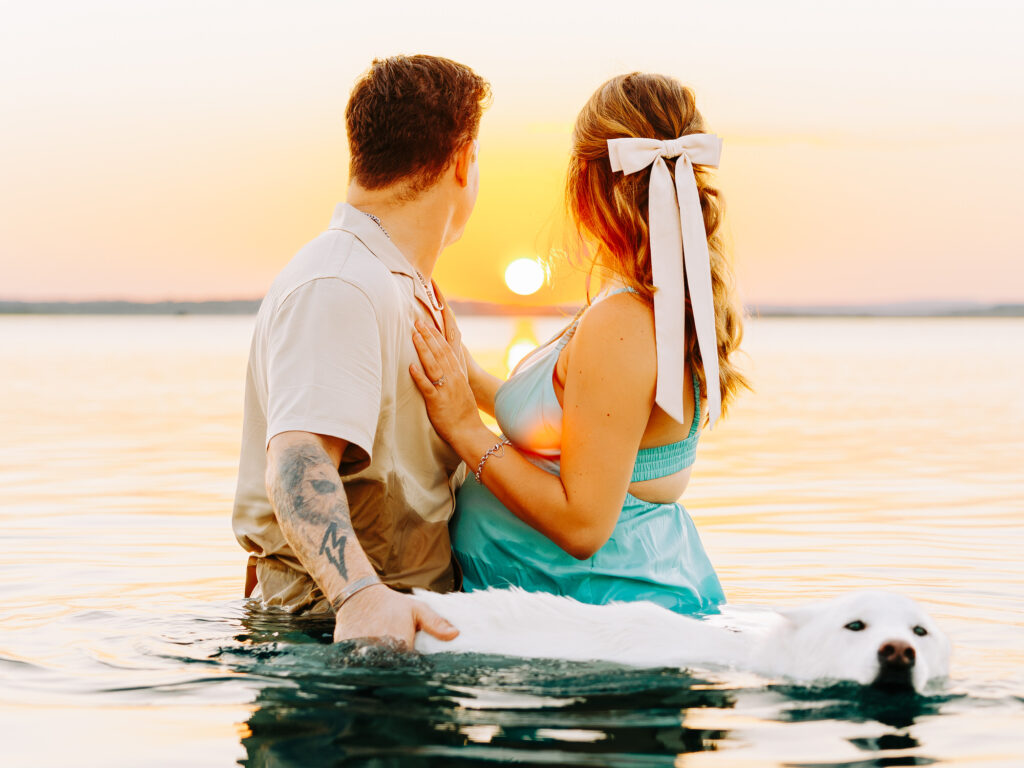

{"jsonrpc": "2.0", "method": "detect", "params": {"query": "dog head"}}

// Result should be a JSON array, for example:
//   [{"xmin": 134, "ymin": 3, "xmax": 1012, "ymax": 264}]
[{"xmin": 768, "ymin": 591, "xmax": 950, "ymax": 692}]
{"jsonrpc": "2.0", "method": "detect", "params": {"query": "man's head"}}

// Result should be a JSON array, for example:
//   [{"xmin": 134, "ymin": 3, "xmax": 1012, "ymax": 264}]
[{"xmin": 345, "ymin": 55, "xmax": 490, "ymax": 200}]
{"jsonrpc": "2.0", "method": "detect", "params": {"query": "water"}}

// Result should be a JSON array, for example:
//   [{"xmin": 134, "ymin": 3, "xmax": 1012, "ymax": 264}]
[{"xmin": 1, "ymin": 315, "xmax": 1022, "ymax": 766}]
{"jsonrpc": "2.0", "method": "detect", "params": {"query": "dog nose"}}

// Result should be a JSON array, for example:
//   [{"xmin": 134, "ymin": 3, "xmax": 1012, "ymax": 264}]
[{"xmin": 878, "ymin": 639, "xmax": 916, "ymax": 668}]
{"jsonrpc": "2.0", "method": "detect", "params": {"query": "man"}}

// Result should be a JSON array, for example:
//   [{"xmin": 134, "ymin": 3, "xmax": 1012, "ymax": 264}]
[{"xmin": 232, "ymin": 55, "xmax": 490, "ymax": 645}]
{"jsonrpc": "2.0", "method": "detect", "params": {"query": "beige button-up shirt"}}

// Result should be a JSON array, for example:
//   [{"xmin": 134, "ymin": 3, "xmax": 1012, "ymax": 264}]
[{"xmin": 232, "ymin": 203, "xmax": 465, "ymax": 607}]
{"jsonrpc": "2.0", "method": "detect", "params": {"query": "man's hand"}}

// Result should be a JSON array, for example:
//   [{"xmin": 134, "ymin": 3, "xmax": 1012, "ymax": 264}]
[
  {"xmin": 267, "ymin": 433, "xmax": 459, "ymax": 649},
  {"xmin": 334, "ymin": 584, "xmax": 459, "ymax": 647}
]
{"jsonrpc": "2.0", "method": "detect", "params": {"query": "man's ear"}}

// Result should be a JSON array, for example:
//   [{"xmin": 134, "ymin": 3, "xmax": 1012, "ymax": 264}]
[{"xmin": 453, "ymin": 140, "xmax": 477, "ymax": 187}]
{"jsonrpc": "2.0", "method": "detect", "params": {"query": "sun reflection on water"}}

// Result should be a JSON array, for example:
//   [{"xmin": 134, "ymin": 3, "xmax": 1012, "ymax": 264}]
[{"xmin": 504, "ymin": 319, "xmax": 539, "ymax": 375}]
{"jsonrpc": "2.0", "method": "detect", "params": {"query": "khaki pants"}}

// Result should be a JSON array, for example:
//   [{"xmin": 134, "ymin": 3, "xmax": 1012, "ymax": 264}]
[
  {"xmin": 244, "ymin": 552, "xmax": 462, "ymax": 614},
  {"xmin": 248, "ymin": 555, "xmax": 332, "ymax": 614}
]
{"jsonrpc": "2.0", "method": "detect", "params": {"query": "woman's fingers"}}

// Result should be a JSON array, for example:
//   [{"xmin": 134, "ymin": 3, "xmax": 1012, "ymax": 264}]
[
  {"xmin": 441, "ymin": 304, "xmax": 467, "ymax": 373},
  {"xmin": 412, "ymin": 324, "xmax": 444, "ymax": 381},
  {"xmin": 417, "ymin": 320, "xmax": 461, "ymax": 370},
  {"xmin": 410, "ymin": 318, "xmax": 483, "ymax": 444},
  {"xmin": 441, "ymin": 300, "xmax": 463, "ymax": 347},
  {"xmin": 409, "ymin": 362, "xmax": 435, "ymax": 396},
  {"xmin": 414, "ymin": 321, "xmax": 458, "ymax": 376}
]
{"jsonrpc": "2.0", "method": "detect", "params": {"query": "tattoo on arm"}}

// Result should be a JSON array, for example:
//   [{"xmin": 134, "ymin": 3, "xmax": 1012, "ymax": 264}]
[
  {"xmin": 269, "ymin": 442, "xmax": 358, "ymax": 586},
  {"xmin": 317, "ymin": 521, "xmax": 349, "ymax": 580},
  {"xmin": 311, "ymin": 479, "xmax": 338, "ymax": 494},
  {"xmin": 273, "ymin": 445, "xmax": 321, "ymax": 516}
]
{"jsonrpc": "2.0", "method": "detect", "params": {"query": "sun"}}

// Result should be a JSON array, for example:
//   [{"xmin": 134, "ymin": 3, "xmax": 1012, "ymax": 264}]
[{"xmin": 504, "ymin": 258, "xmax": 545, "ymax": 296}]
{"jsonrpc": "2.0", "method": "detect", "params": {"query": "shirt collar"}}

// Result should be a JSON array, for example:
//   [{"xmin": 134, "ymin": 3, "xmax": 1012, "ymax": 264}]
[
  {"xmin": 329, "ymin": 203, "xmax": 417, "ymax": 278},
  {"xmin": 328, "ymin": 202, "xmax": 444, "ymax": 327}
]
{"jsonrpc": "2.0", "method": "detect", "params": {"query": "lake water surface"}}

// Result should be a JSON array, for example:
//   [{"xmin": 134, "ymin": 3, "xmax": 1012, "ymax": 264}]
[{"xmin": 1, "ymin": 315, "xmax": 1022, "ymax": 766}]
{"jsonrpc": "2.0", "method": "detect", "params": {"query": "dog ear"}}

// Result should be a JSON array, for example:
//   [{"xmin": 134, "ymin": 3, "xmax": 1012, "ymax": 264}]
[{"xmin": 775, "ymin": 603, "xmax": 823, "ymax": 627}]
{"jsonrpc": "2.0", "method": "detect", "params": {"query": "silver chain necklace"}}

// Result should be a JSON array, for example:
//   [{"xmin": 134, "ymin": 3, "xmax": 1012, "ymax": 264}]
[{"xmin": 361, "ymin": 211, "xmax": 443, "ymax": 311}]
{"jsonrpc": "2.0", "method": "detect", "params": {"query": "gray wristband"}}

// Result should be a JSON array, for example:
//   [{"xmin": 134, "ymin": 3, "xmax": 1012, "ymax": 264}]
[{"xmin": 330, "ymin": 575, "xmax": 385, "ymax": 614}]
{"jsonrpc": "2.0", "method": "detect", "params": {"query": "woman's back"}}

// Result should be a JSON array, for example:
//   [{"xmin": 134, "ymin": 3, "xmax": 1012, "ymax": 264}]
[
  {"xmin": 451, "ymin": 287, "xmax": 725, "ymax": 614},
  {"xmin": 409, "ymin": 71, "xmax": 747, "ymax": 615},
  {"xmin": 495, "ymin": 287, "xmax": 701, "ymax": 502}
]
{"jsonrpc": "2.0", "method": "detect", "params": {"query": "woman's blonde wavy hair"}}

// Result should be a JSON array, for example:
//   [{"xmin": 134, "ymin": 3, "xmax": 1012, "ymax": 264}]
[{"xmin": 565, "ymin": 72, "xmax": 749, "ymax": 417}]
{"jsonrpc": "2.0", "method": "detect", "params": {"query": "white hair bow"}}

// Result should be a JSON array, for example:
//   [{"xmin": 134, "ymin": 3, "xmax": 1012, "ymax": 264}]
[{"xmin": 607, "ymin": 133, "xmax": 723, "ymax": 429}]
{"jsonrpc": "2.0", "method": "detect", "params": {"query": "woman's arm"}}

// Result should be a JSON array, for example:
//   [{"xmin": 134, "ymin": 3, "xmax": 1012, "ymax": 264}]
[
  {"xmin": 410, "ymin": 295, "xmax": 657, "ymax": 559},
  {"xmin": 438, "ymin": 294, "xmax": 502, "ymax": 416},
  {"xmin": 464, "ymin": 344, "xmax": 502, "ymax": 417}
]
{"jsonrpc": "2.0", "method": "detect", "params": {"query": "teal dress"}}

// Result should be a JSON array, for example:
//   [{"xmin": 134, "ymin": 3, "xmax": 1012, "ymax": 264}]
[{"xmin": 451, "ymin": 291, "xmax": 726, "ymax": 614}]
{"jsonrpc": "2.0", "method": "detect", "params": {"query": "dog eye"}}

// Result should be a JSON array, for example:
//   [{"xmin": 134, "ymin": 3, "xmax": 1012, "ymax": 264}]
[
  {"xmin": 913, "ymin": 625, "xmax": 928, "ymax": 637},
  {"xmin": 844, "ymin": 620, "xmax": 866, "ymax": 632}
]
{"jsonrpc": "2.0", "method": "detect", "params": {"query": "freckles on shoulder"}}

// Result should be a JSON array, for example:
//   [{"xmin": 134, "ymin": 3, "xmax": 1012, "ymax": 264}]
[{"xmin": 573, "ymin": 293, "xmax": 658, "ymax": 374}]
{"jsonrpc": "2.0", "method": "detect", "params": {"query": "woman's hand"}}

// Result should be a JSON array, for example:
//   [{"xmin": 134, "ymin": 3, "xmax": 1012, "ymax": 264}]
[
  {"xmin": 411, "ymin": 319, "xmax": 485, "ymax": 448},
  {"xmin": 437, "ymin": 290, "xmax": 502, "ymax": 414},
  {"xmin": 439, "ymin": 290, "xmax": 468, "ymax": 376}
]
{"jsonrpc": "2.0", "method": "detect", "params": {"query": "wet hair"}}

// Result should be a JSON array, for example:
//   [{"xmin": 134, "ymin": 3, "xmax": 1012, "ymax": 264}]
[
  {"xmin": 345, "ymin": 55, "xmax": 491, "ymax": 195},
  {"xmin": 565, "ymin": 72, "xmax": 749, "ymax": 416}
]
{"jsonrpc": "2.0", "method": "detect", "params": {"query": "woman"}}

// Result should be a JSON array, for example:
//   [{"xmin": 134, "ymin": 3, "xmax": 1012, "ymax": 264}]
[{"xmin": 410, "ymin": 73, "xmax": 748, "ymax": 614}]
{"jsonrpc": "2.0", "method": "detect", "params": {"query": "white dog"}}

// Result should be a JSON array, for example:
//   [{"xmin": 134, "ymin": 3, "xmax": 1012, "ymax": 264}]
[{"xmin": 413, "ymin": 588, "xmax": 950, "ymax": 693}]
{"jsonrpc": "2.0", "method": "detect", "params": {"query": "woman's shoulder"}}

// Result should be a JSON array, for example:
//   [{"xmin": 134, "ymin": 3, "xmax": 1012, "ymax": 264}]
[
  {"xmin": 571, "ymin": 290, "xmax": 657, "ymax": 371},
  {"xmin": 577, "ymin": 289, "xmax": 654, "ymax": 337}
]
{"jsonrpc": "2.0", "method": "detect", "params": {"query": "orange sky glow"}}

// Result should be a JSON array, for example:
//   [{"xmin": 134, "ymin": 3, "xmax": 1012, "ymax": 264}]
[{"xmin": 2, "ymin": 1, "xmax": 1022, "ymax": 306}]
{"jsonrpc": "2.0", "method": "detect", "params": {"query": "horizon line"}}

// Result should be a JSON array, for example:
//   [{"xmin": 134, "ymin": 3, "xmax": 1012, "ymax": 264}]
[{"xmin": 1, "ymin": 297, "xmax": 1023, "ymax": 318}]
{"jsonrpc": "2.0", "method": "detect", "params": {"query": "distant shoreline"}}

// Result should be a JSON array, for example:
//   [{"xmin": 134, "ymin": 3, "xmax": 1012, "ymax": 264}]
[
  {"xmin": 748, "ymin": 303, "xmax": 1024, "ymax": 318},
  {"xmin": 0, "ymin": 299, "xmax": 1021, "ymax": 318}
]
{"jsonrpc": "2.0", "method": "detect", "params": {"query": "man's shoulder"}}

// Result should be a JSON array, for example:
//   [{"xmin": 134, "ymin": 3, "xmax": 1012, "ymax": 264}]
[{"xmin": 264, "ymin": 228, "xmax": 396, "ymax": 313}]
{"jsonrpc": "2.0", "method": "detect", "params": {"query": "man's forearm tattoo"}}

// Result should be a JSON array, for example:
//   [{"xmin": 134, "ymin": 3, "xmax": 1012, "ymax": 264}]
[
  {"xmin": 275, "ymin": 445, "xmax": 321, "ymax": 516},
  {"xmin": 318, "ymin": 521, "xmax": 349, "ymax": 580},
  {"xmin": 271, "ymin": 443, "xmax": 356, "ymax": 583},
  {"xmin": 311, "ymin": 479, "xmax": 338, "ymax": 495}
]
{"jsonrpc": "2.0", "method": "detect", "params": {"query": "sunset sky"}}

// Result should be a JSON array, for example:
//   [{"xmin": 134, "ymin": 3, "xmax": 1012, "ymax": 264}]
[{"xmin": 2, "ymin": 0, "xmax": 1022, "ymax": 306}]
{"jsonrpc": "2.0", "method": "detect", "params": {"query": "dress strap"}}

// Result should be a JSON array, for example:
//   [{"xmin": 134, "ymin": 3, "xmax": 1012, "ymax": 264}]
[
  {"xmin": 556, "ymin": 286, "xmax": 638, "ymax": 350},
  {"xmin": 555, "ymin": 307, "xmax": 586, "ymax": 350},
  {"xmin": 604, "ymin": 286, "xmax": 638, "ymax": 299}
]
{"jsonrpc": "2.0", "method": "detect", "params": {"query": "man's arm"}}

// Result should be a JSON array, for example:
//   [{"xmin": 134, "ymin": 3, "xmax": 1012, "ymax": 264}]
[{"xmin": 265, "ymin": 430, "xmax": 458, "ymax": 646}]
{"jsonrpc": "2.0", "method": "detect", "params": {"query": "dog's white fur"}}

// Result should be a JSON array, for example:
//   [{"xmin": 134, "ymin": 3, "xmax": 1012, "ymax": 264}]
[{"xmin": 412, "ymin": 588, "xmax": 950, "ymax": 692}]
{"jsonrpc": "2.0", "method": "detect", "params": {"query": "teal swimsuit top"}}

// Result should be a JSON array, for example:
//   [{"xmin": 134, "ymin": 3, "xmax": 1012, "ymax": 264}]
[{"xmin": 494, "ymin": 290, "xmax": 702, "ymax": 482}]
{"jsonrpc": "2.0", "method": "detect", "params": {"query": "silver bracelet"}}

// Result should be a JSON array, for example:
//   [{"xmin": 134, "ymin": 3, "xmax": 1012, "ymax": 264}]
[
  {"xmin": 474, "ymin": 437, "xmax": 511, "ymax": 483},
  {"xmin": 330, "ymin": 575, "xmax": 385, "ymax": 613}
]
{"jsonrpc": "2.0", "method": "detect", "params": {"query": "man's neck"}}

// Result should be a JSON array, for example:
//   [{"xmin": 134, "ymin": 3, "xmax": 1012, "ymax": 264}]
[{"xmin": 346, "ymin": 184, "xmax": 456, "ymax": 278}]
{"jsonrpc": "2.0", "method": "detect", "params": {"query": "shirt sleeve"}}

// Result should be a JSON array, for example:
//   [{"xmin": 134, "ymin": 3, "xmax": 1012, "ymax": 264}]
[{"xmin": 265, "ymin": 278, "xmax": 382, "ymax": 466}]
